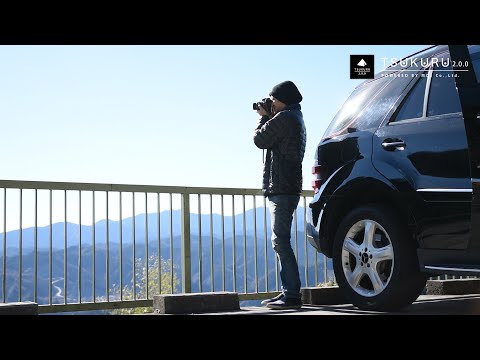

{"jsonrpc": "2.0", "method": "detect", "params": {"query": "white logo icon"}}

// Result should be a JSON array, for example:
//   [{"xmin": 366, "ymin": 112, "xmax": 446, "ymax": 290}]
[{"xmin": 357, "ymin": 59, "xmax": 367, "ymax": 67}]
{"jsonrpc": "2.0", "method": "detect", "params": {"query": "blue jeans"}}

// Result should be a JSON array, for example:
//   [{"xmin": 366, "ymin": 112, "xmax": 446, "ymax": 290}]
[{"xmin": 267, "ymin": 194, "xmax": 301, "ymax": 299}]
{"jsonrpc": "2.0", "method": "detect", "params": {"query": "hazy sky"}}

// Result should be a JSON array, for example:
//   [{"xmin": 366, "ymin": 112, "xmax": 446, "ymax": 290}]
[{"xmin": 0, "ymin": 45, "xmax": 427, "ymax": 191}]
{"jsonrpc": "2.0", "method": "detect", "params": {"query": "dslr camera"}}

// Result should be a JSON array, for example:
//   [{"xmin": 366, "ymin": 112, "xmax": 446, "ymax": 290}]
[{"xmin": 253, "ymin": 98, "xmax": 273, "ymax": 115}]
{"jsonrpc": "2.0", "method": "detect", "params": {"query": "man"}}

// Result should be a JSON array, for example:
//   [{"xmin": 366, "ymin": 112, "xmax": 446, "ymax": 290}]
[{"xmin": 253, "ymin": 80, "xmax": 306, "ymax": 310}]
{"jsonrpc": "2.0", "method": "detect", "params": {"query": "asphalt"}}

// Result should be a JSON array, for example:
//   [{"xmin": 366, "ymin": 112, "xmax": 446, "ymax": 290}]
[{"xmin": 192, "ymin": 294, "xmax": 480, "ymax": 315}]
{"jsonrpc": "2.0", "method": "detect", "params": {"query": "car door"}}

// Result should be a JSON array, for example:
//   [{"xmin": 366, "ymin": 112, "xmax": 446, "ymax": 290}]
[
  {"xmin": 372, "ymin": 50, "xmax": 472, "ymax": 251},
  {"xmin": 449, "ymin": 45, "xmax": 480, "ymax": 253}
]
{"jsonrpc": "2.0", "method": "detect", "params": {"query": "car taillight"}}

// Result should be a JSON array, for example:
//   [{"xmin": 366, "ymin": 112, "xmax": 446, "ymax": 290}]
[{"xmin": 312, "ymin": 163, "xmax": 324, "ymax": 193}]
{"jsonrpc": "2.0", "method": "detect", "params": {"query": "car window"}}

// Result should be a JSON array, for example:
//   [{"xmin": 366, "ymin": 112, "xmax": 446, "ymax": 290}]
[
  {"xmin": 355, "ymin": 73, "xmax": 413, "ymax": 131},
  {"xmin": 469, "ymin": 45, "xmax": 480, "ymax": 83},
  {"xmin": 392, "ymin": 73, "xmax": 428, "ymax": 122},
  {"xmin": 322, "ymin": 76, "xmax": 391, "ymax": 139},
  {"xmin": 427, "ymin": 63, "xmax": 462, "ymax": 116},
  {"xmin": 473, "ymin": 58, "xmax": 480, "ymax": 83}
]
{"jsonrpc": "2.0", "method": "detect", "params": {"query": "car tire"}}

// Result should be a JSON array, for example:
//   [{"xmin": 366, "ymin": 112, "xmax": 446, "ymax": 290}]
[{"xmin": 333, "ymin": 204, "xmax": 427, "ymax": 311}]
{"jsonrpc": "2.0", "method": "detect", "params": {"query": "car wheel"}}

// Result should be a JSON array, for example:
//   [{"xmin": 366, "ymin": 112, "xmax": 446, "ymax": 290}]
[{"xmin": 333, "ymin": 205, "xmax": 427, "ymax": 311}]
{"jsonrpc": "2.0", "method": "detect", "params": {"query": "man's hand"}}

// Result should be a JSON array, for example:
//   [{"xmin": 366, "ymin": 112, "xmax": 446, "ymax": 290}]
[{"xmin": 256, "ymin": 103, "xmax": 269, "ymax": 117}]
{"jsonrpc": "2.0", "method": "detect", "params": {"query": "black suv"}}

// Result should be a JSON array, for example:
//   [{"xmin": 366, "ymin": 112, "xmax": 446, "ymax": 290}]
[{"xmin": 306, "ymin": 45, "xmax": 480, "ymax": 311}]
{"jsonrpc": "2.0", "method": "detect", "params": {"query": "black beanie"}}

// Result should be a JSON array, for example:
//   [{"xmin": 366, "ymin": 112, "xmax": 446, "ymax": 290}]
[{"xmin": 269, "ymin": 80, "xmax": 302, "ymax": 105}]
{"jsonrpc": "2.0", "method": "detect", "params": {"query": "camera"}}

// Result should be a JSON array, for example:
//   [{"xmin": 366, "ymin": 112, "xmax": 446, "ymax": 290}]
[{"xmin": 253, "ymin": 98, "xmax": 273, "ymax": 114}]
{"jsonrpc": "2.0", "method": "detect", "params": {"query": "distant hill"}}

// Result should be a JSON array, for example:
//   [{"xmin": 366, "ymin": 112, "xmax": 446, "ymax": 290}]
[
  {"xmin": 0, "ymin": 207, "xmax": 334, "ymax": 306},
  {"xmin": 1, "ymin": 207, "xmax": 309, "ymax": 250}
]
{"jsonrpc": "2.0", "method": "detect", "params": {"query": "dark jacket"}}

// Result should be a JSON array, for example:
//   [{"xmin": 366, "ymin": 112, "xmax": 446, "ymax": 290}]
[{"xmin": 253, "ymin": 103, "xmax": 306, "ymax": 196}]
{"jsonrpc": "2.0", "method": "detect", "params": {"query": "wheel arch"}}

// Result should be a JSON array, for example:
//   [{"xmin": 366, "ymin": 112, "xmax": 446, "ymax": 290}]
[{"xmin": 319, "ymin": 177, "xmax": 417, "ymax": 258}]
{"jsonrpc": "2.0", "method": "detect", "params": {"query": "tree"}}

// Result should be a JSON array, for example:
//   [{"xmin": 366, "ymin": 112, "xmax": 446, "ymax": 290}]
[{"xmin": 108, "ymin": 255, "xmax": 179, "ymax": 314}]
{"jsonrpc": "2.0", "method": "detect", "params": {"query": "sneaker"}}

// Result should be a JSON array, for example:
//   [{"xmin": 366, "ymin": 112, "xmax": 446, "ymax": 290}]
[
  {"xmin": 266, "ymin": 297, "xmax": 302, "ymax": 310},
  {"xmin": 260, "ymin": 293, "xmax": 284, "ymax": 306}
]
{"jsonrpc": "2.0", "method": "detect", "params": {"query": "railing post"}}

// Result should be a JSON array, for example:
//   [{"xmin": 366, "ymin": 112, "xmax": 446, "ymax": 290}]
[{"xmin": 181, "ymin": 193, "xmax": 192, "ymax": 293}]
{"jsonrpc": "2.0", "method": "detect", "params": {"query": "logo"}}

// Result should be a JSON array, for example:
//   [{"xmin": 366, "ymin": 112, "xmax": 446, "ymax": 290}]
[
  {"xmin": 350, "ymin": 55, "xmax": 374, "ymax": 79},
  {"xmin": 357, "ymin": 59, "xmax": 367, "ymax": 67}
]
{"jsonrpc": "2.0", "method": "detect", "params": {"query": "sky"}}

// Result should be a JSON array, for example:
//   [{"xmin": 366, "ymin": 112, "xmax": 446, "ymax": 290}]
[{"xmin": 0, "ymin": 45, "xmax": 428, "ymax": 190}]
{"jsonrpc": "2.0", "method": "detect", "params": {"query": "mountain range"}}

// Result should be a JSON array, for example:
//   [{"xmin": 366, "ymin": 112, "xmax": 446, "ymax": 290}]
[{"xmin": 0, "ymin": 207, "xmax": 334, "ymax": 306}]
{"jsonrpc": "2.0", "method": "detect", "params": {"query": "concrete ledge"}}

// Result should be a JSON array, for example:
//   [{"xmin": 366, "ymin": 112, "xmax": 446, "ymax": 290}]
[
  {"xmin": 153, "ymin": 292, "xmax": 240, "ymax": 314},
  {"xmin": 0, "ymin": 302, "xmax": 38, "ymax": 315},
  {"xmin": 301, "ymin": 286, "xmax": 347, "ymax": 305},
  {"xmin": 426, "ymin": 279, "xmax": 480, "ymax": 295}
]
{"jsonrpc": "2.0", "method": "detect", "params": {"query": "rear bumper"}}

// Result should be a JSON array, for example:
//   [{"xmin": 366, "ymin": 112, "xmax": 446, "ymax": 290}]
[
  {"xmin": 306, "ymin": 164, "xmax": 345, "ymax": 257},
  {"xmin": 306, "ymin": 191, "xmax": 325, "ymax": 253}
]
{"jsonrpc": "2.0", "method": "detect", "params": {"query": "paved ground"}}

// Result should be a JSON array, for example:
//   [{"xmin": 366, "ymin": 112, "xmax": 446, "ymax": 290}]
[{"xmin": 193, "ymin": 294, "xmax": 480, "ymax": 315}]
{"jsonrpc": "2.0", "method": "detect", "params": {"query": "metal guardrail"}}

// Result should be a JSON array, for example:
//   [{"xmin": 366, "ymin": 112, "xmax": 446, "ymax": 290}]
[{"xmin": 0, "ymin": 180, "xmax": 323, "ymax": 313}]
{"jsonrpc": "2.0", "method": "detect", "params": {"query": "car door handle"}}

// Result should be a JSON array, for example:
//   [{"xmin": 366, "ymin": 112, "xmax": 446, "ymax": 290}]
[{"xmin": 382, "ymin": 140, "xmax": 406, "ymax": 150}]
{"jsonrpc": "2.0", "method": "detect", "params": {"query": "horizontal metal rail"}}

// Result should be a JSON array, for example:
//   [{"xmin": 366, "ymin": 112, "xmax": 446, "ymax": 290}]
[
  {"xmin": 0, "ymin": 178, "xmax": 322, "ymax": 314},
  {"xmin": 38, "ymin": 292, "xmax": 283, "ymax": 314},
  {"xmin": 0, "ymin": 180, "xmax": 273, "ymax": 196}
]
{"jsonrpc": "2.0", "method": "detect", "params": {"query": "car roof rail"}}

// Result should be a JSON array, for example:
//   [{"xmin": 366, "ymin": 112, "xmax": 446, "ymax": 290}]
[{"xmin": 386, "ymin": 45, "xmax": 439, "ymax": 69}]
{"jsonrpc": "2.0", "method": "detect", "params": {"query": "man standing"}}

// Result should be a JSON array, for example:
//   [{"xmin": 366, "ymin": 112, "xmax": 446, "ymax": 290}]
[{"xmin": 253, "ymin": 80, "xmax": 306, "ymax": 309}]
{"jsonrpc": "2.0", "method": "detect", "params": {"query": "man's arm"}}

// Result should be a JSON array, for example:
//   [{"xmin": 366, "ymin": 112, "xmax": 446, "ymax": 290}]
[{"xmin": 253, "ymin": 113, "xmax": 287, "ymax": 149}]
